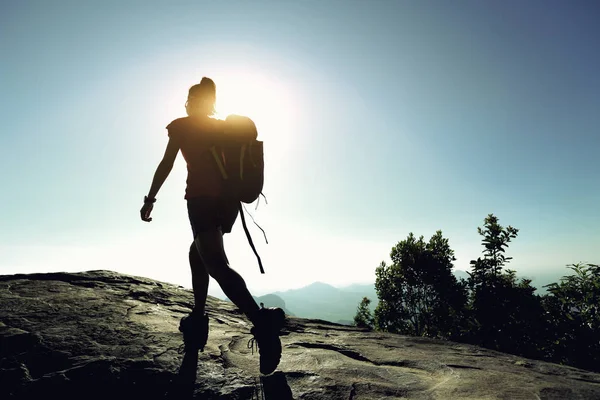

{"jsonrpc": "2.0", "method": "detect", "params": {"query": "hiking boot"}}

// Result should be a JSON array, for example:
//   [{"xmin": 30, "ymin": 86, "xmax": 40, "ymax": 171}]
[
  {"xmin": 179, "ymin": 312, "xmax": 209, "ymax": 352},
  {"xmin": 249, "ymin": 307, "xmax": 286, "ymax": 375}
]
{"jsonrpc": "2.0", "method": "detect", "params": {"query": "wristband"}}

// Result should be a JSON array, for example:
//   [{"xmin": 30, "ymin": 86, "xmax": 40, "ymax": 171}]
[{"xmin": 144, "ymin": 196, "xmax": 156, "ymax": 204}]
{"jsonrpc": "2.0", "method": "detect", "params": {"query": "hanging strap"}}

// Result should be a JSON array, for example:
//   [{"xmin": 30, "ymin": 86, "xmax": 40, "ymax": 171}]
[
  {"xmin": 209, "ymin": 146, "xmax": 228, "ymax": 179},
  {"xmin": 239, "ymin": 202, "xmax": 265, "ymax": 274}
]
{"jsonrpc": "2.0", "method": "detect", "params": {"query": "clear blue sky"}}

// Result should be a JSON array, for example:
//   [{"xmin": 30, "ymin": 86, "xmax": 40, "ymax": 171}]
[{"xmin": 1, "ymin": 0, "xmax": 598, "ymax": 296}]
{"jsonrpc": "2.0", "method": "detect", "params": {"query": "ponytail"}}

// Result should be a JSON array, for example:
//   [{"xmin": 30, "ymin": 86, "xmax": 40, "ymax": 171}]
[{"xmin": 186, "ymin": 77, "xmax": 217, "ymax": 117}]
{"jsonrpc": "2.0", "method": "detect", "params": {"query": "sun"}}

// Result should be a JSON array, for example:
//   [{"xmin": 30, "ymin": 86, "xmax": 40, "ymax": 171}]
[
  {"xmin": 213, "ymin": 72, "xmax": 273, "ymax": 119},
  {"xmin": 211, "ymin": 72, "xmax": 295, "ymax": 149}
]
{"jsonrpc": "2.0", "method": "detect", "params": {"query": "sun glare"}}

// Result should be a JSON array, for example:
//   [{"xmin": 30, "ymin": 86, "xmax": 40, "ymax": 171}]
[
  {"xmin": 213, "ymin": 72, "xmax": 278, "ymax": 119},
  {"xmin": 161, "ymin": 66, "xmax": 299, "ymax": 175},
  {"xmin": 212, "ymin": 71, "xmax": 296, "ymax": 154}
]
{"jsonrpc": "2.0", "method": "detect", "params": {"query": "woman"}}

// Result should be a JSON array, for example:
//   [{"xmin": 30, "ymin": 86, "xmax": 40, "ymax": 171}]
[{"xmin": 140, "ymin": 77, "xmax": 284, "ymax": 375}]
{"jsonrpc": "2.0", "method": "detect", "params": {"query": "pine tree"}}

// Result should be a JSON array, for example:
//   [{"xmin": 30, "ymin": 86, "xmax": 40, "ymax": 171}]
[{"xmin": 353, "ymin": 297, "xmax": 374, "ymax": 329}]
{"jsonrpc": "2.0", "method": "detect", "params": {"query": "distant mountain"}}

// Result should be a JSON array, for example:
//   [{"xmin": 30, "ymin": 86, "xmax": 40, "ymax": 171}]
[
  {"xmin": 271, "ymin": 282, "xmax": 378, "ymax": 323},
  {"xmin": 338, "ymin": 283, "xmax": 378, "ymax": 300},
  {"xmin": 254, "ymin": 293, "xmax": 295, "ymax": 316},
  {"xmin": 224, "ymin": 269, "xmax": 569, "ymax": 324},
  {"xmin": 453, "ymin": 268, "xmax": 568, "ymax": 294},
  {"xmin": 225, "ymin": 293, "xmax": 295, "ymax": 316},
  {"xmin": 519, "ymin": 270, "xmax": 570, "ymax": 295},
  {"xmin": 453, "ymin": 269, "xmax": 470, "ymax": 282}
]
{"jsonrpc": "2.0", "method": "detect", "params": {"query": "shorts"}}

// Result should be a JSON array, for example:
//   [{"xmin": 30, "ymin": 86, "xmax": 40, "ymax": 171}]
[{"xmin": 187, "ymin": 197, "xmax": 239, "ymax": 238}]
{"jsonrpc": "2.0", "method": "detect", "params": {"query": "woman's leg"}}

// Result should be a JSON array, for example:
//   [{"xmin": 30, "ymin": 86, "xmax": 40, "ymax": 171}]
[
  {"xmin": 193, "ymin": 228, "xmax": 260, "ymax": 321},
  {"xmin": 192, "ymin": 222, "xmax": 283, "ymax": 375},
  {"xmin": 179, "ymin": 241, "xmax": 210, "ymax": 353},
  {"xmin": 189, "ymin": 241, "xmax": 209, "ymax": 316}
]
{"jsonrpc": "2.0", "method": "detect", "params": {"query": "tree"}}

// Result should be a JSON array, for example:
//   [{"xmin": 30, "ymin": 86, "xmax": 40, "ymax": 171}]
[
  {"xmin": 374, "ymin": 231, "xmax": 466, "ymax": 337},
  {"xmin": 543, "ymin": 263, "xmax": 600, "ymax": 371},
  {"xmin": 465, "ymin": 214, "xmax": 544, "ymax": 358},
  {"xmin": 468, "ymin": 214, "xmax": 519, "ymax": 287},
  {"xmin": 353, "ymin": 297, "xmax": 374, "ymax": 329}
]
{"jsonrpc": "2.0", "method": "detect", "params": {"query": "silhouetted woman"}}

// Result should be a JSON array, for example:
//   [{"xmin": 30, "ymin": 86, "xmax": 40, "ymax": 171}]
[{"xmin": 140, "ymin": 77, "xmax": 283, "ymax": 375}]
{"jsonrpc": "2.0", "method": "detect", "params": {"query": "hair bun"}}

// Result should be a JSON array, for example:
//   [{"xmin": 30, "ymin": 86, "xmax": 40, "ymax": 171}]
[
  {"xmin": 199, "ymin": 77, "xmax": 215, "ymax": 88},
  {"xmin": 189, "ymin": 77, "xmax": 215, "ymax": 98}
]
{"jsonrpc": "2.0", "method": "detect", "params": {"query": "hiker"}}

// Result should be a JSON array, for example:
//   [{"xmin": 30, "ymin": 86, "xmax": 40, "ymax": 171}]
[{"xmin": 140, "ymin": 77, "xmax": 284, "ymax": 375}]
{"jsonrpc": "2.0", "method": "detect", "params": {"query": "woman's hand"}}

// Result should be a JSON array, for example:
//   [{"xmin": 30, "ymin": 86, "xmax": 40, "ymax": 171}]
[{"xmin": 140, "ymin": 200, "xmax": 154, "ymax": 222}]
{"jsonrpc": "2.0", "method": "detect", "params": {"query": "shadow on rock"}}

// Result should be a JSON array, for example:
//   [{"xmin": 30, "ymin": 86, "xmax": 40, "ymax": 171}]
[
  {"xmin": 167, "ymin": 350, "xmax": 199, "ymax": 399},
  {"xmin": 261, "ymin": 372, "xmax": 294, "ymax": 399}
]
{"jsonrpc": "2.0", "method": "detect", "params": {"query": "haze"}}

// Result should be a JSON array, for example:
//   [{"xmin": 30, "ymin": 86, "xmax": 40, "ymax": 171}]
[{"xmin": 1, "ymin": 1, "xmax": 598, "ymax": 298}]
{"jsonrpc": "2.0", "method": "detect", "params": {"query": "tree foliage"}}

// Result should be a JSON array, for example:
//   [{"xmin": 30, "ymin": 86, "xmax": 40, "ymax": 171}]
[
  {"xmin": 468, "ymin": 213, "xmax": 519, "ymax": 286},
  {"xmin": 463, "ymin": 214, "xmax": 545, "ymax": 357},
  {"xmin": 368, "ymin": 213, "xmax": 599, "ymax": 372},
  {"xmin": 353, "ymin": 297, "xmax": 374, "ymax": 329},
  {"xmin": 374, "ymin": 231, "xmax": 466, "ymax": 337},
  {"xmin": 543, "ymin": 263, "xmax": 600, "ymax": 371}
]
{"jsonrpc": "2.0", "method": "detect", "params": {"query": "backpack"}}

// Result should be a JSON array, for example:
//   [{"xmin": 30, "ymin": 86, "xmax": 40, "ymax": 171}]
[
  {"xmin": 209, "ymin": 114, "xmax": 264, "ymax": 204},
  {"xmin": 209, "ymin": 114, "xmax": 267, "ymax": 273}
]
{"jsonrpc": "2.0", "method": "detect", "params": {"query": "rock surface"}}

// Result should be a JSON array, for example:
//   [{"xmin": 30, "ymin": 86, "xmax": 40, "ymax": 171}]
[{"xmin": 1, "ymin": 270, "xmax": 600, "ymax": 399}]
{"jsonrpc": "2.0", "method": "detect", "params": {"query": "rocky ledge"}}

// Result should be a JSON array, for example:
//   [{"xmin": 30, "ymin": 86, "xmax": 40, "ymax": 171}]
[{"xmin": 1, "ymin": 270, "xmax": 599, "ymax": 399}]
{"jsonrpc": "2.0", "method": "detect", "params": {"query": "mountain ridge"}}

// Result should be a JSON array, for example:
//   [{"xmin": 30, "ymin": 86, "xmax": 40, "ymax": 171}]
[
  {"xmin": 1, "ymin": 269, "xmax": 599, "ymax": 399},
  {"xmin": 255, "ymin": 268, "xmax": 567, "ymax": 323}
]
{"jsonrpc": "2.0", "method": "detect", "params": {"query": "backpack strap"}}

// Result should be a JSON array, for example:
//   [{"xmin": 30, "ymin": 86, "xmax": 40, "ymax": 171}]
[
  {"xmin": 209, "ymin": 146, "xmax": 228, "ymax": 179},
  {"xmin": 238, "ymin": 202, "xmax": 265, "ymax": 274},
  {"xmin": 239, "ymin": 144, "xmax": 246, "ymax": 179}
]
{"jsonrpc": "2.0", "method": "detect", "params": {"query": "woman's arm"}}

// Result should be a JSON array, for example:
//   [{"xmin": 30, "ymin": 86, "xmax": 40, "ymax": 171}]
[
  {"xmin": 140, "ymin": 138, "xmax": 180, "ymax": 222},
  {"xmin": 146, "ymin": 138, "xmax": 180, "ymax": 199}
]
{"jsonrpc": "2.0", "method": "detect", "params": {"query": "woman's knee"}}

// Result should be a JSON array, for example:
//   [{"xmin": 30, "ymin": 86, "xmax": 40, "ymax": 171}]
[
  {"xmin": 201, "ymin": 256, "xmax": 230, "ymax": 281},
  {"xmin": 194, "ymin": 233, "xmax": 228, "ymax": 279},
  {"xmin": 189, "ymin": 242, "xmax": 202, "ymax": 264}
]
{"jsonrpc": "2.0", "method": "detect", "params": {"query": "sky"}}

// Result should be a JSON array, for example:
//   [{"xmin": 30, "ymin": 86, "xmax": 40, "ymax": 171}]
[{"xmin": 1, "ymin": 0, "xmax": 599, "ymax": 298}]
